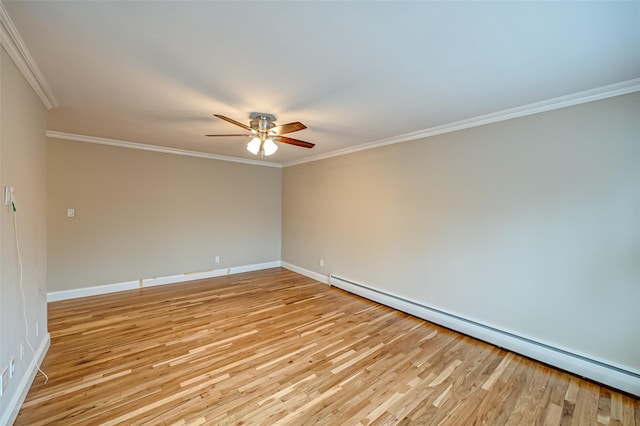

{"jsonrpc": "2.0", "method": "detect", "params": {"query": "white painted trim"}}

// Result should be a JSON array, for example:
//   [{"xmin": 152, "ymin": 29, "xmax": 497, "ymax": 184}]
[
  {"xmin": 142, "ymin": 261, "xmax": 282, "ymax": 288},
  {"xmin": 46, "ymin": 131, "xmax": 282, "ymax": 168},
  {"xmin": 329, "ymin": 274, "xmax": 640, "ymax": 397},
  {"xmin": 47, "ymin": 261, "xmax": 283, "ymax": 302},
  {"xmin": 0, "ymin": 2, "xmax": 58, "ymax": 109},
  {"xmin": 2, "ymin": 332, "xmax": 50, "ymax": 426},
  {"xmin": 228, "ymin": 261, "xmax": 282, "ymax": 275},
  {"xmin": 284, "ymin": 78, "xmax": 640, "ymax": 167},
  {"xmin": 47, "ymin": 280, "xmax": 140, "ymax": 302},
  {"xmin": 280, "ymin": 262, "xmax": 329, "ymax": 284}
]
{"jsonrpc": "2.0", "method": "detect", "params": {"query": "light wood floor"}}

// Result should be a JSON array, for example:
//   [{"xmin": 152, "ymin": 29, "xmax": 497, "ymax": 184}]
[{"xmin": 16, "ymin": 268, "xmax": 639, "ymax": 425}]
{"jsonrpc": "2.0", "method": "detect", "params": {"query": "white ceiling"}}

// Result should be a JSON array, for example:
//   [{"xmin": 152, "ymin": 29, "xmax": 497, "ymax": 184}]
[{"xmin": 3, "ymin": 1, "xmax": 639, "ymax": 165}]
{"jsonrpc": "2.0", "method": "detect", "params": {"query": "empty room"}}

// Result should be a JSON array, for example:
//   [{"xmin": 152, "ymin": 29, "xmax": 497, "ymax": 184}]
[{"xmin": 1, "ymin": 1, "xmax": 639, "ymax": 425}]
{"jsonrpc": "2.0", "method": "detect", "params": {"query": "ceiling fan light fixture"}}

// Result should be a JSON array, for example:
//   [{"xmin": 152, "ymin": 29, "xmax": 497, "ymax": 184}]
[
  {"xmin": 263, "ymin": 138, "xmax": 278, "ymax": 156},
  {"xmin": 247, "ymin": 137, "xmax": 261, "ymax": 155},
  {"xmin": 210, "ymin": 114, "xmax": 315, "ymax": 157}
]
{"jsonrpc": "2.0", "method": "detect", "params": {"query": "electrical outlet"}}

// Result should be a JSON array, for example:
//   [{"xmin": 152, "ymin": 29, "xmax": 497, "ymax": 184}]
[
  {"xmin": 319, "ymin": 259, "xmax": 325, "ymax": 267},
  {"xmin": 9, "ymin": 358, "xmax": 15, "ymax": 379},
  {"xmin": 1, "ymin": 367, "xmax": 7, "ymax": 396},
  {"xmin": 215, "ymin": 256, "xmax": 220, "ymax": 263}
]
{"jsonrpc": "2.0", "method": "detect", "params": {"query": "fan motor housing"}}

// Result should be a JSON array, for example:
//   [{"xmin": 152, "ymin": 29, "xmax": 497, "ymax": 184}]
[{"xmin": 250, "ymin": 114, "xmax": 276, "ymax": 131}]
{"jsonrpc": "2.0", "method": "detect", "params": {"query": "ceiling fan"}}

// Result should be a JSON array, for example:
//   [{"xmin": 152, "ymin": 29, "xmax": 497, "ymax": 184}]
[{"xmin": 206, "ymin": 114, "xmax": 315, "ymax": 157}]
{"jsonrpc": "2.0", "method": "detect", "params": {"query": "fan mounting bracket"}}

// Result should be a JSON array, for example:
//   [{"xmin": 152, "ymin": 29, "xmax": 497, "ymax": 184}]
[{"xmin": 249, "ymin": 112, "xmax": 276, "ymax": 121}]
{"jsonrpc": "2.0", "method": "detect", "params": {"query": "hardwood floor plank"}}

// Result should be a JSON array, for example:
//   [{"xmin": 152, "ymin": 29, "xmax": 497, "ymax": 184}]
[{"xmin": 15, "ymin": 268, "xmax": 639, "ymax": 425}]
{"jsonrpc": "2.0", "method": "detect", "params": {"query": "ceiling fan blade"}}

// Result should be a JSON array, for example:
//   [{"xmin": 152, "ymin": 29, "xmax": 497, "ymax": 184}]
[
  {"xmin": 205, "ymin": 134, "xmax": 251, "ymax": 137},
  {"xmin": 272, "ymin": 121, "xmax": 307, "ymax": 135},
  {"xmin": 274, "ymin": 136, "xmax": 315, "ymax": 148},
  {"xmin": 213, "ymin": 114, "xmax": 252, "ymax": 131}
]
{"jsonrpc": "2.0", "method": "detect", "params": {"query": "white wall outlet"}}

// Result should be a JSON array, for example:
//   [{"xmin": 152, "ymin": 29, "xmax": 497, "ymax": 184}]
[
  {"xmin": 67, "ymin": 208, "xmax": 75, "ymax": 218},
  {"xmin": 3, "ymin": 186, "xmax": 10, "ymax": 206},
  {"xmin": 215, "ymin": 256, "xmax": 220, "ymax": 263},
  {"xmin": 319, "ymin": 259, "xmax": 325, "ymax": 267},
  {"xmin": 1, "ymin": 367, "xmax": 7, "ymax": 396},
  {"xmin": 9, "ymin": 359, "xmax": 15, "ymax": 379}
]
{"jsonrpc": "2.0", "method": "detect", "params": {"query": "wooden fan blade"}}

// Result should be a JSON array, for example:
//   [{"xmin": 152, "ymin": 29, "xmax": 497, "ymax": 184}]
[
  {"xmin": 274, "ymin": 136, "xmax": 315, "ymax": 148},
  {"xmin": 213, "ymin": 114, "xmax": 252, "ymax": 131},
  {"xmin": 272, "ymin": 121, "xmax": 307, "ymax": 135},
  {"xmin": 205, "ymin": 134, "xmax": 251, "ymax": 137}
]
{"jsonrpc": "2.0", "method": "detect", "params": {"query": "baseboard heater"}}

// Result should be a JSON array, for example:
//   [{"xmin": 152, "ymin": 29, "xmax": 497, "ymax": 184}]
[{"xmin": 328, "ymin": 274, "xmax": 639, "ymax": 396}]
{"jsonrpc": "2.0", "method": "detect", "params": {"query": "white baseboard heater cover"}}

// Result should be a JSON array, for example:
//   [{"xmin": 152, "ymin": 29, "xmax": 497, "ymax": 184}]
[{"xmin": 329, "ymin": 274, "xmax": 639, "ymax": 397}]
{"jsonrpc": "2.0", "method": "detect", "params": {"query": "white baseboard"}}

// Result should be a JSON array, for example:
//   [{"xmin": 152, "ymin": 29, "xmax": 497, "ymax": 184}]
[
  {"xmin": 47, "ymin": 261, "xmax": 282, "ymax": 302},
  {"xmin": 2, "ymin": 333, "xmax": 50, "ymax": 426},
  {"xmin": 328, "ymin": 274, "xmax": 640, "ymax": 397},
  {"xmin": 229, "ymin": 261, "xmax": 282, "ymax": 275},
  {"xmin": 47, "ymin": 280, "xmax": 140, "ymax": 302},
  {"xmin": 280, "ymin": 262, "xmax": 329, "ymax": 284}
]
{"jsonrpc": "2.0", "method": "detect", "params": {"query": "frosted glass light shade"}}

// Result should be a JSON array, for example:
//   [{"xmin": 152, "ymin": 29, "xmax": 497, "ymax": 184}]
[
  {"xmin": 263, "ymin": 138, "xmax": 278, "ymax": 156},
  {"xmin": 247, "ymin": 137, "xmax": 261, "ymax": 155}
]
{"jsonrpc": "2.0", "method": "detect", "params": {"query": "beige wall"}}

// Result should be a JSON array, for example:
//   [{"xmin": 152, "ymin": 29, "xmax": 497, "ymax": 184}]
[
  {"xmin": 47, "ymin": 139, "xmax": 281, "ymax": 291},
  {"xmin": 282, "ymin": 93, "xmax": 640, "ymax": 372},
  {"xmin": 0, "ymin": 47, "xmax": 48, "ymax": 420}
]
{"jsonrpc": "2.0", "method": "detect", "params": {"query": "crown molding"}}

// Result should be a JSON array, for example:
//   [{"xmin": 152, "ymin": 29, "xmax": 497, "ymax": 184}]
[
  {"xmin": 284, "ymin": 78, "xmax": 640, "ymax": 167},
  {"xmin": 44, "ymin": 77, "xmax": 640, "ymax": 169},
  {"xmin": 0, "ymin": 1, "xmax": 58, "ymax": 109},
  {"xmin": 46, "ymin": 131, "xmax": 282, "ymax": 168}
]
